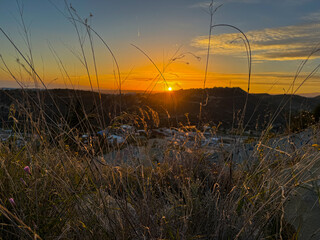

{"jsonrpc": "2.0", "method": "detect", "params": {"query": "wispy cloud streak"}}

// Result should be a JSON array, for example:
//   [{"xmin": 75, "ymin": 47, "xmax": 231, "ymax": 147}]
[
  {"xmin": 191, "ymin": 23, "xmax": 320, "ymax": 61},
  {"xmin": 302, "ymin": 11, "xmax": 320, "ymax": 22},
  {"xmin": 190, "ymin": 0, "xmax": 313, "ymax": 8}
]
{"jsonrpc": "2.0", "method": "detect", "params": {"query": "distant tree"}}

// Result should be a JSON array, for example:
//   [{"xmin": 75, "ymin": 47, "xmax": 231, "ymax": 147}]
[
  {"xmin": 314, "ymin": 104, "xmax": 320, "ymax": 122},
  {"xmin": 290, "ymin": 111, "xmax": 315, "ymax": 132},
  {"xmin": 67, "ymin": 100, "xmax": 86, "ymax": 132}
]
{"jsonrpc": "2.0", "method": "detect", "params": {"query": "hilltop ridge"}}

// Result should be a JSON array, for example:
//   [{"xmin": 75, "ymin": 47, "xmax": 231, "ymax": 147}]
[{"xmin": 0, "ymin": 87, "xmax": 319, "ymax": 131}]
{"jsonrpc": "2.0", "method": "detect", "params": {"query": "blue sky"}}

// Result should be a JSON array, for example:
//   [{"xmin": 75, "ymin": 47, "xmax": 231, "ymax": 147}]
[{"xmin": 0, "ymin": 0, "xmax": 320, "ymax": 94}]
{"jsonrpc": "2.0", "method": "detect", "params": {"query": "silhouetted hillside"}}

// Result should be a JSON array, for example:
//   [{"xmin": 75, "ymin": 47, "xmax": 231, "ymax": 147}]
[
  {"xmin": 0, "ymin": 87, "xmax": 319, "ymax": 132},
  {"xmin": 143, "ymin": 87, "xmax": 320, "ymax": 130}
]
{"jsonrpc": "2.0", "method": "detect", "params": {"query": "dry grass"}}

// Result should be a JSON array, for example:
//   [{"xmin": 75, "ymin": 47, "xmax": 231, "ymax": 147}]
[
  {"xmin": 0, "ymin": 123, "xmax": 319, "ymax": 239},
  {"xmin": 1, "ymin": 1, "xmax": 320, "ymax": 239}
]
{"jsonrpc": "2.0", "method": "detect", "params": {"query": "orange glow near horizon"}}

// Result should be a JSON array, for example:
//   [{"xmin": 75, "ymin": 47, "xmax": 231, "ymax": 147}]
[
  {"xmin": 1, "ymin": 58, "xmax": 319, "ymax": 95},
  {"xmin": 13, "ymin": 70, "xmax": 319, "ymax": 95}
]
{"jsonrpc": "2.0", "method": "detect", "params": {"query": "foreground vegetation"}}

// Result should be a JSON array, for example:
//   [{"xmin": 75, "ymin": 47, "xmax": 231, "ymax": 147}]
[{"xmin": 0, "ymin": 121, "xmax": 320, "ymax": 239}]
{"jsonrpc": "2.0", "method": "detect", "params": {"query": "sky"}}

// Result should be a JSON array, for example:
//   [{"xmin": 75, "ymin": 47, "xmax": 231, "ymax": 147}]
[{"xmin": 0, "ymin": 0, "xmax": 320, "ymax": 95}]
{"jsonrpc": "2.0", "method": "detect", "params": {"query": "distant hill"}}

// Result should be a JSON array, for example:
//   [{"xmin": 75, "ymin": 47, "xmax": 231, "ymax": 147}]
[
  {"xmin": 0, "ymin": 87, "xmax": 319, "ymax": 131},
  {"xmin": 142, "ymin": 87, "xmax": 320, "ymax": 130},
  {"xmin": 298, "ymin": 92, "xmax": 320, "ymax": 98}
]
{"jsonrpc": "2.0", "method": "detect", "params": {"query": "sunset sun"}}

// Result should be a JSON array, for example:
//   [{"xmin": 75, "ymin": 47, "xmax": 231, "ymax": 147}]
[{"xmin": 168, "ymin": 87, "xmax": 172, "ymax": 91}]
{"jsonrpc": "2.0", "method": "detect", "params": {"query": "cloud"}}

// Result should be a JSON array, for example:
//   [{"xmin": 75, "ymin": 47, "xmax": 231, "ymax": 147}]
[
  {"xmin": 190, "ymin": 0, "xmax": 314, "ymax": 9},
  {"xmin": 302, "ymin": 12, "xmax": 320, "ymax": 22},
  {"xmin": 282, "ymin": 0, "xmax": 314, "ymax": 6},
  {"xmin": 189, "ymin": 0, "xmax": 259, "ymax": 9},
  {"xmin": 189, "ymin": 1, "xmax": 212, "ymax": 9},
  {"xmin": 191, "ymin": 22, "xmax": 320, "ymax": 61}
]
